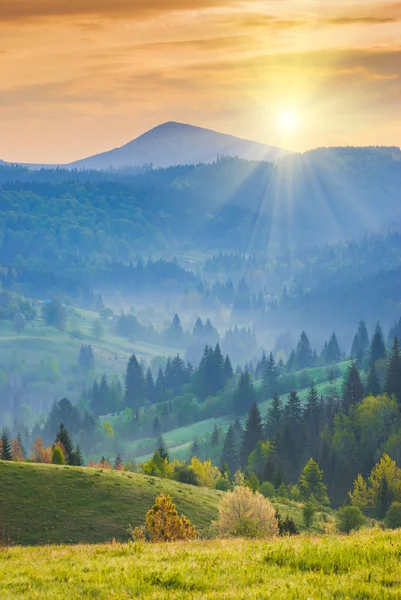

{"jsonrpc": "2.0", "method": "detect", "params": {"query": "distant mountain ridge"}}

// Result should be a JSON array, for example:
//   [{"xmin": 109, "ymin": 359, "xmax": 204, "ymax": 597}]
[
  {"xmin": 1, "ymin": 122, "xmax": 289, "ymax": 170},
  {"xmin": 67, "ymin": 122, "xmax": 290, "ymax": 170}
]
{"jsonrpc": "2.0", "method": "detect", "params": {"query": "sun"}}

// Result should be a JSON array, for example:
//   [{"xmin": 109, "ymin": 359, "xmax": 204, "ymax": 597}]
[{"xmin": 277, "ymin": 110, "xmax": 299, "ymax": 133}]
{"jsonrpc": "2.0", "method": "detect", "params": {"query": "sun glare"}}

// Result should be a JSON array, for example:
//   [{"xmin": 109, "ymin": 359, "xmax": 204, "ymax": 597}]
[{"xmin": 277, "ymin": 110, "xmax": 299, "ymax": 133}]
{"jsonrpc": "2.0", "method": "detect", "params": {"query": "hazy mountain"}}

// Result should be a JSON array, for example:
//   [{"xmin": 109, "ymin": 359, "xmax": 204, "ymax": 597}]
[{"xmin": 67, "ymin": 122, "xmax": 289, "ymax": 170}]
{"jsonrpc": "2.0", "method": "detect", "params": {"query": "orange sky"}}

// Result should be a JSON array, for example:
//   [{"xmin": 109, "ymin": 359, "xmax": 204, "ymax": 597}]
[{"xmin": 0, "ymin": 0, "xmax": 400, "ymax": 163}]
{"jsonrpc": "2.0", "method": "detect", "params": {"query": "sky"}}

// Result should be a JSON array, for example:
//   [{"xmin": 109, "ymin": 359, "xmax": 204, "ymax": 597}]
[{"xmin": 0, "ymin": 0, "xmax": 400, "ymax": 163}]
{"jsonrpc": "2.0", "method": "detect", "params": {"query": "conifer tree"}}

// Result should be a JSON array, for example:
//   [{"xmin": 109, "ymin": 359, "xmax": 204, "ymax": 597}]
[
  {"xmin": 385, "ymin": 337, "xmax": 401, "ymax": 404},
  {"xmin": 1, "ymin": 429, "xmax": 12, "ymax": 461},
  {"xmin": 235, "ymin": 371, "xmax": 256, "ymax": 415},
  {"xmin": 193, "ymin": 317, "xmax": 205, "ymax": 337},
  {"xmin": 155, "ymin": 366, "xmax": 165, "ymax": 402},
  {"xmin": 211, "ymin": 424, "xmax": 220, "ymax": 446},
  {"xmin": 153, "ymin": 415, "xmax": 162, "ymax": 438},
  {"xmin": 73, "ymin": 445, "xmax": 84, "ymax": 467},
  {"xmin": 265, "ymin": 393, "xmax": 283, "ymax": 441},
  {"xmin": 366, "ymin": 362, "xmax": 381, "ymax": 397},
  {"xmin": 98, "ymin": 374, "xmax": 109, "ymax": 416},
  {"xmin": 54, "ymin": 423, "xmax": 74, "ymax": 465},
  {"xmin": 351, "ymin": 320, "xmax": 369, "ymax": 365},
  {"xmin": 342, "ymin": 362, "xmax": 364, "ymax": 412},
  {"xmin": 156, "ymin": 435, "xmax": 169, "ymax": 462},
  {"xmin": 124, "ymin": 353, "xmax": 145, "ymax": 418},
  {"xmin": 296, "ymin": 331, "xmax": 314, "ymax": 369},
  {"xmin": 263, "ymin": 352, "xmax": 278, "ymax": 398},
  {"xmin": 299, "ymin": 458, "xmax": 329, "ymax": 505},
  {"xmin": 145, "ymin": 368, "xmax": 155, "ymax": 403},
  {"xmin": 220, "ymin": 424, "xmax": 239, "ymax": 475},
  {"xmin": 304, "ymin": 383, "xmax": 322, "ymax": 460},
  {"xmin": 114, "ymin": 453, "xmax": 123, "ymax": 470},
  {"xmin": 241, "ymin": 402, "xmax": 264, "ymax": 467},
  {"xmin": 286, "ymin": 350, "xmax": 297, "ymax": 372},
  {"xmin": 224, "ymin": 354, "xmax": 234, "ymax": 381},
  {"xmin": 324, "ymin": 332, "xmax": 342, "ymax": 363},
  {"xmin": 370, "ymin": 322, "xmax": 386, "ymax": 365},
  {"xmin": 283, "ymin": 390, "xmax": 303, "ymax": 470}
]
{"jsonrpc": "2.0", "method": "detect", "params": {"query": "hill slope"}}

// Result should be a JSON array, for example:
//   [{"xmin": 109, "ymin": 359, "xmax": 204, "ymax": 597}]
[
  {"xmin": 0, "ymin": 461, "xmax": 223, "ymax": 545},
  {"xmin": 67, "ymin": 122, "xmax": 289, "ymax": 169}
]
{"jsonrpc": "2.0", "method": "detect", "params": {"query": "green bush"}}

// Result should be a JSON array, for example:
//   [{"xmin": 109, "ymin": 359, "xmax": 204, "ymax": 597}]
[
  {"xmin": 260, "ymin": 482, "xmax": 275, "ymax": 498},
  {"xmin": 245, "ymin": 473, "xmax": 260, "ymax": 493},
  {"xmin": 172, "ymin": 464, "xmax": 199, "ymax": 486},
  {"xmin": 215, "ymin": 477, "xmax": 231, "ymax": 491},
  {"xmin": 52, "ymin": 446, "xmax": 65, "ymax": 465},
  {"xmin": 276, "ymin": 482, "xmax": 288, "ymax": 499},
  {"xmin": 384, "ymin": 502, "xmax": 401, "ymax": 529},
  {"xmin": 302, "ymin": 502, "xmax": 316, "ymax": 529},
  {"xmin": 337, "ymin": 506, "xmax": 366, "ymax": 534}
]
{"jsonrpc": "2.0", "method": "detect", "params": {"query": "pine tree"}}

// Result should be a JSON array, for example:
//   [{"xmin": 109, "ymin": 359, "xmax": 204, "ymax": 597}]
[
  {"xmin": 54, "ymin": 423, "xmax": 74, "ymax": 465},
  {"xmin": 299, "ymin": 458, "xmax": 329, "ymax": 505},
  {"xmin": 265, "ymin": 393, "xmax": 283, "ymax": 441},
  {"xmin": 296, "ymin": 331, "xmax": 314, "ymax": 369},
  {"xmin": 283, "ymin": 390, "xmax": 303, "ymax": 470},
  {"xmin": 220, "ymin": 424, "xmax": 240, "ymax": 475},
  {"xmin": 224, "ymin": 354, "xmax": 234, "ymax": 380},
  {"xmin": 351, "ymin": 320, "xmax": 369, "ymax": 365},
  {"xmin": 385, "ymin": 337, "xmax": 401, "ymax": 404},
  {"xmin": 98, "ymin": 374, "xmax": 109, "ymax": 416},
  {"xmin": 124, "ymin": 354, "xmax": 145, "ymax": 418},
  {"xmin": 193, "ymin": 317, "xmax": 204, "ymax": 338},
  {"xmin": 235, "ymin": 371, "xmax": 256, "ymax": 415},
  {"xmin": 366, "ymin": 362, "xmax": 381, "ymax": 397},
  {"xmin": 145, "ymin": 368, "xmax": 155, "ymax": 403},
  {"xmin": 370, "ymin": 322, "xmax": 386, "ymax": 365},
  {"xmin": 342, "ymin": 362, "xmax": 364, "ymax": 412},
  {"xmin": 263, "ymin": 352, "xmax": 278, "ymax": 398},
  {"xmin": 241, "ymin": 402, "xmax": 264, "ymax": 467},
  {"xmin": 286, "ymin": 350, "xmax": 297, "ymax": 372},
  {"xmin": 324, "ymin": 332, "xmax": 342, "ymax": 363},
  {"xmin": 1, "ymin": 430, "xmax": 12, "ymax": 461},
  {"xmin": 73, "ymin": 445, "xmax": 84, "ymax": 467},
  {"xmin": 157, "ymin": 435, "xmax": 169, "ymax": 462},
  {"xmin": 114, "ymin": 453, "xmax": 123, "ymax": 470},
  {"xmin": 304, "ymin": 383, "xmax": 322, "ymax": 460},
  {"xmin": 155, "ymin": 366, "xmax": 165, "ymax": 402},
  {"xmin": 211, "ymin": 424, "xmax": 220, "ymax": 446},
  {"xmin": 153, "ymin": 415, "xmax": 162, "ymax": 438}
]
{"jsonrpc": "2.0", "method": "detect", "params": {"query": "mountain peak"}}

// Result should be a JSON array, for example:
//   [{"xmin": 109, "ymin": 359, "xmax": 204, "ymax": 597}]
[{"xmin": 67, "ymin": 122, "xmax": 289, "ymax": 170}]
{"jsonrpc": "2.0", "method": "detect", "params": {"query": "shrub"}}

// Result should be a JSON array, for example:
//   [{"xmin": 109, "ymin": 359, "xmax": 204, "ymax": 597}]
[
  {"xmin": 52, "ymin": 446, "xmax": 66, "ymax": 465},
  {"xmin": 173, "ymin": 464, "xmax": 200, "ymax": 486},
  {"xmin": 144, "ymin": 494, "xmax": 197, "ymax": 542},
  {"xmin": 384, "ymin": 502, "xmax": 401, "ymax": 529},
  {"xmin": 337, "ymin": 506, "xmax": 366, "ymax": 534},
  {"xmin": 260, "ymin": 482, "xmax": 275, "ymax": 498},
  {"xmin": 217, "ymin": 486, "xmax": 278, "ymax": 539},
  {"xmin": 302, "ymin": 502, "xmax": 316, "ymax": 529},
  {"xmin": 245, "ymin": 473, "xmax": 260, "ymax": 493},
  {"xmin": 275, "ymin": 510, "xmax": 299, "ymax": 536},
  {"xmin": 277, "ymin": 482, "xmax": 288, "ymax": 499},
  {"xmin": 215, "ymin": 477, "xmax": 231, "ymax": 491}
]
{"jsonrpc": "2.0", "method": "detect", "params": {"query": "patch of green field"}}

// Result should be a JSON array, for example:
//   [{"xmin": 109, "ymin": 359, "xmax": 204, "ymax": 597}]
[
  {"xmin": 1, "ymin": 530, "xmax": 399, "ymax": 599},
  {"xmin": 0, "ymin": 461, "xmax": 223, "ymax": 545}
]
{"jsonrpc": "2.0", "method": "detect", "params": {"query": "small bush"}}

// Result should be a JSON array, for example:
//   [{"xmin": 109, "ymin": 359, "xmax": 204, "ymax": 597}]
[
  {"xmin": 302, "ymin": 502, "xmax": 316, "ymax": 529},
  {"xmin": 260, "ymin": 482, "xmax": 275, "ymax": 498},
  {"xmin": 217, "ymin": 486, "xmax": 278, "ymax": 539},
  {"xmin": 275, "ymin": 510, "xmax": 299, "ymax": 536},
  {"xmin": 245, "ymin": 473, "xmax": 260, "ymax": 493},
  {"xmin": 52, "ymin": 446, "xmax": 65, "ymax": 465},
  {"xmin": 173, "ymin": 464, "xmax": 199, "ymax": 486},
  {"xmin": 215, "ymin": 477, "xmax": 231, "ymax": 491},
  {"xmin": 276, "ymin": 482, "xmax": 288, "ymax": 499},
  {"xmin": 384, "ymin": 502, "xmax": 401, "ymax": 529},
  {"xmin": 337, "ymin": 506, "xmax": 366, "ymax": 534},
  {"xmin": 144, "ymin": 494, "xmax": 197, "ymax": 542}
]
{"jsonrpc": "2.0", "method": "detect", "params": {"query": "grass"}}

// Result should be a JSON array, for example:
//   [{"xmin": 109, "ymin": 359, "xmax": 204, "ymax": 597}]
[
  {"xmin": 0, "ymin": 461, "xmax": 223, "ymax": 545},
  {"xmin": 0, "ymin": 461, "xmax": 324, "ymax": 546},
  {"xmin": 1, "ymin": 530, "xmax": 400, "ymax": 599}
]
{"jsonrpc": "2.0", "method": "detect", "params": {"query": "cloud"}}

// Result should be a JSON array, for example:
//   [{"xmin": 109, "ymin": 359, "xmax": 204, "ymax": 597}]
[
  {"xmin": 327, "ymin": 16, "xmax": 396, "ymax": 25},
  {"xmin": 0, "ymin": 0, "xmax": 230, "ymax": 22}
]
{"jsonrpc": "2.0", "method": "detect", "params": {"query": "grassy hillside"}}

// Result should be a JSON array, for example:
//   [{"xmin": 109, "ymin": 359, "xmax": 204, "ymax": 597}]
[
  {"xmin": 0, "ymin": 462, "xmax": 327, "ymax": 546},
  {"xmin": 1, "ymin": 530, "xmax": 399, "ymax": 599},
  {"xmin": 0, "ymin": 461, "xmax": 223, "ymax": 545}
]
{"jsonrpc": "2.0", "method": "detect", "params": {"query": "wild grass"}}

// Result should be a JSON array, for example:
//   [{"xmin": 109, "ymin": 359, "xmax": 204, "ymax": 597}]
[{"xmin": 0, "ymin": 530, "xmax": 400, "ymax": 599}]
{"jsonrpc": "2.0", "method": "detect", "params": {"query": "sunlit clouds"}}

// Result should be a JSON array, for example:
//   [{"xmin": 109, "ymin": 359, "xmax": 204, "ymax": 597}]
[{"xmin": 0, "ymin": 0, "xmax": 400, "ymax": 162}]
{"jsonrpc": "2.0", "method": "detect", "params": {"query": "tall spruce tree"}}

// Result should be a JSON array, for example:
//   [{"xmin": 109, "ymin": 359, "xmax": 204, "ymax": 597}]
[
  {"xmin": 241, "ymin": 402, "xmax": 264, "ymax": 468},
  {"xmin": 303, "ymin": 383, "xmax": 322, "ymax": 460},
  {"xmin": 366, "ymin": 362, "xmax": 381, "ymax": 397},
  {"xmin": 155, "ymin": 366, "xmax": 165, "ymax": 402},
  {"xmin": 296, "ymin": 331, "xmax": 314, "ymax": 369},
  {"xmin": 73, "ymin": 445, "xmax": 84, "ymax": 467},
  {"xmin": 145, "ymin": 368, "xmax": 155, "ymax": 403},
  {"xmin": 235, "ymin": 371, "xmax": 256, "ymax": 415},
  {"xmin": 351, "ymin": 320, "xmax": 370, "ymax": 365},
  {"xmin": 124, "ymin": 354, "xmax": 145, "ymax": 418},
  {"xmin": 263, "ymin": 352, "xmax": 278, "ymax": 398},
  {"xmin": 342, "ymin": 362, "xmax": 364, "ymax": 412},
  {"xmin": 283, "ymin": 390, "xmax": 303, "ymax": 471},
  {"xmin": 54, "ymin": 423, "xmax": 74, "ymax": 465},
  {"xmin": 265, "ymin": 393, "xmax": 283, "ymax": 441},
  {"xmin": 224, "ymin": 354, "xmax": 234, "ymax": 381},
  {"xmin": 370, "ymin": 322, "xmax": 386, "ymax": 365},
  {"xmin": 220, "ymin": 424, "xmax": 240, "ymax": 475},
  {"xmin": 1, "ymin": 429, "xmax": 12, "ymax": 461},
  {"xmin": 385, "ymin": 337, "xmax": 401, "ymax": 404}
]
